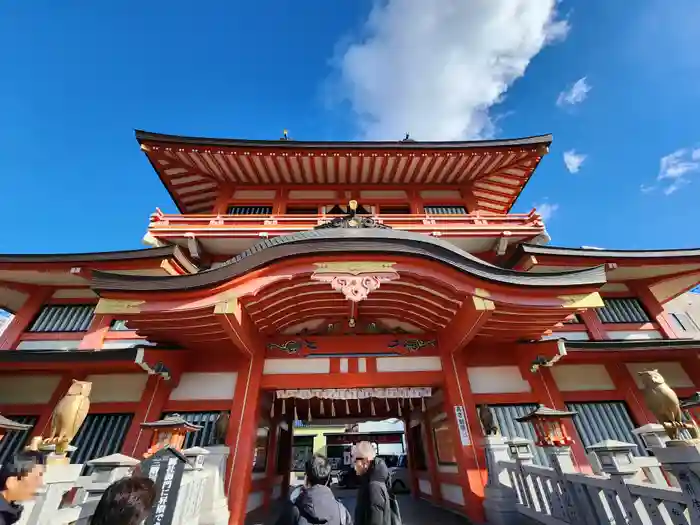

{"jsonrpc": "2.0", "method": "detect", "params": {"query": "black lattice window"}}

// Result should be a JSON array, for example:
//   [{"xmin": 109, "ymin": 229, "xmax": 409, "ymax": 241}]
[
  {"xmin": 596, "ymin": 298, "xmax": 652, "ymax": 324},
  {"xmin": 161, "ymin": 411, "xmax": 226, "ymax": 449},
  {"xmin": 227, "ymin": 206, "xmax": 273, "ymax": 215},
  {"xmin": 424, "ymin": 205, "xmax": 468, "ymax": 215},
  {"xmin": 0, "ymin": 416, "xmax": 37, "ymax": 464},
  {"xmin": 28, "ymin": 305, "xmax": 95, "ymax": 332},
  {"xmin": 566, "ymin": 402, "xmax": 648, "ymax": 456},
  {"xmin": 71, "ymin": 413, "xmax": 133, "ymax": 465}
]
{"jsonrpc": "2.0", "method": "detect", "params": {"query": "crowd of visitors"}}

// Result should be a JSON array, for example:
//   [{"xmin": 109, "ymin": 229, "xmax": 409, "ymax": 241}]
[{"xmin": 0, "ymin": 439, "xmax": 401, "ymax": 525}]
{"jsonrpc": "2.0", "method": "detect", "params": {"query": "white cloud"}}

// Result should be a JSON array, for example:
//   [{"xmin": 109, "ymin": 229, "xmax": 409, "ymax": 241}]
[
  {"xmin": 336, "ymin": 0, "xmax": 569, "ymax": 140},
  {"xmin": 657, "ymin": 147, "xmax": 700, "ymax": 195},
  {"xmin": 556, "ymin": 77, "xmax": 591, "ymax": 107},
  {"xmin": 534, "ymin": 202, "xmax": 559, "ymax": 221},
  {"xmin": 563, "ymin": 150, "xmax": 586, "ymax": 173},
  {"xmin": 640, "ymin": 183, "xmax": 656, "ymax": 193}
]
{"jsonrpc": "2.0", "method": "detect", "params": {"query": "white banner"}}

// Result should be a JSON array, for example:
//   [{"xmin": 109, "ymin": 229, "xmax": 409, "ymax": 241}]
[{"xmin": 275, "ymin": 387, "xmax": 432, "ymax": 400}]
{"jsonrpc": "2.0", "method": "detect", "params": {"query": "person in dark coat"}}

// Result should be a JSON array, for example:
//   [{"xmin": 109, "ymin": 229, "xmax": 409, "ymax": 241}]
[
  {"xmin": 277, "ymin": 454, "xmax": 352, "ymax": 525},
  {"xmin": 0, "ymin": 451, "xmax": 44, "ymax": 525},
  {"xmin": 352, "ymin": 442, "xmax": 391, "ymax": 525}
]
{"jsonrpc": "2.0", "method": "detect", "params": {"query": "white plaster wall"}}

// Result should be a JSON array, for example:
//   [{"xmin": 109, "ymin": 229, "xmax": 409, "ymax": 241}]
[
  {"xmin": 608, "ymin": 330, "xmax": 663, "ymax": 340},
  {"xmin": 541, "ymin": 331, "xmax": 590, "ymax": 341},
  {"xmin": 340, "ymin": 358, "xmax": 349, "ymax": 373},
  {"xmin": 86, "ymin": 373, "xmax": 148, "ymax": 402},
  {"xmin": 101, "ymin": 339, "xmax": 146, "ymax": 349},
  {"xmin": 0, "ymin": 375, "xmax": 61, "ymax": 404},
  {"xmin": 16, "ymin": 340, "xmax": 82, "ymax": 351},
  {"xmin": 438, "ymin": 464, "xmax": 459, "ymax": 473},
  {"xmin": 418, "ymin": 478, "xmax": 432, "ymax": 495},
  {"xmin": 440, "ymin": 483, "xmax": 465, "ymax": 505},
  {"xmin": 467, "ymin": 366, "xmax": 531, "ymax": 394},
  {"xmin": 358, "ymin": 357, "xmax": 367, "ymax": 373},
  {"xmin": 263, "ymin": 358, "xmax": 330, "ymax": 375},
  {"xmin": 626, "ymin": 362, "xmax": 694, "ymax": 389},
  {"xmin": 246, "ymin": 491, "xmax": 264, "ymax": 513},
  {"xmin": 550, "ymin": 364, "xmax": 615, "ymax": 391},
  {"xmin": 169, "ymin": 372, "xmax": 238, "ymax": 401},
  {"xmin": 376, "ymin": 356, "xmax": 442, "ymax": 372}
]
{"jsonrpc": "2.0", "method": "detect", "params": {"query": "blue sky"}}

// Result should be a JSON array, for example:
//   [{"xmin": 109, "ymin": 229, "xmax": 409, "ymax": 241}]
[{"xmin": 0, "ymin": 0, "xmax": 698, "ymax": 254}]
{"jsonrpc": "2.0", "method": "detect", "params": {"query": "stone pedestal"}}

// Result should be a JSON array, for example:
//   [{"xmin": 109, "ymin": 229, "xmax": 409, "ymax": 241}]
[
  {"xmin": 199, "ymin": 445, "xmax": 231, "ymax": 525},
  {"xmin": 77, "ymin": 453, "xmax": 140, "ymax": 503},
  {"xmin": 632, "ymin": 423, "xmax": 670, "ymax": 451},
  {"xmin": 482, "ymin": 436, "xmax": 520, "ymax": 525}
]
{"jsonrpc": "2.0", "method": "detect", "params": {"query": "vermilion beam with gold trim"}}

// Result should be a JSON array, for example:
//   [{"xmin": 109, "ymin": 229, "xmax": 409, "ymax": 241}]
[
  {"xmin": 439, "ymin": 291, "xmax": 495, "ymax": 354},
  {"xmin": 94, "ymin": 294, "xmax": 263, "ymax": 356}
]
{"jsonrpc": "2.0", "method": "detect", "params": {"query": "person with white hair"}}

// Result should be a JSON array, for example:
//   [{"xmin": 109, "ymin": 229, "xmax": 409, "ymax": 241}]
[{"xmin": 352, "ymin": 441, "xmax": 401, "ymax": 525}]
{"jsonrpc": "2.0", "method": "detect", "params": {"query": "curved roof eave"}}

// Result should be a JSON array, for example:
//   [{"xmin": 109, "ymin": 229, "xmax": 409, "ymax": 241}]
[
  {"xmin": 91, "ymin": 228, "xmax": 607, "ymax": 294},
  {"xmin": 0, "ymin": 246, "xmax": 185, "ymax": 265},
  {"xmin": 511, "ymin": 243, "xmax": 700, "ymax": 264},
  {"xmin": 135, "ymin": 129, "xmax": 553, "ymax": 151}
]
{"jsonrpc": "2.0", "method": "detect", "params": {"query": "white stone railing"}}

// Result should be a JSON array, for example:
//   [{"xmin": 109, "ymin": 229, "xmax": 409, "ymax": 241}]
[
  {"xmin": 12, "ymin": 445, "xmax": 230, "ymax": 525},
  {"xmin": 483, "ymin": 434, "xmax": 700, "ymax": 525}
]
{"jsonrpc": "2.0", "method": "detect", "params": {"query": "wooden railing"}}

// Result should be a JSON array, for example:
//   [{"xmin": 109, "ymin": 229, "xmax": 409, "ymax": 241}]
[{"xmin": 148, "ymin": 208, "xmax": 545, "ymax": 237}]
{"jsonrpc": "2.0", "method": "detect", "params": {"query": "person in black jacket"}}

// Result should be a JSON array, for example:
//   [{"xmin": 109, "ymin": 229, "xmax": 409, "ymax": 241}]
[
  {"xmin": 0, "ymin": 451, "xmax": 44, "ymax": 525},
  {"xmin": 277, "ymin": 454, "xmax": 352, "ymax": 525},
  {"xmin": 352, "ymin": 442, "xmax": 391, "ymax": 525}
]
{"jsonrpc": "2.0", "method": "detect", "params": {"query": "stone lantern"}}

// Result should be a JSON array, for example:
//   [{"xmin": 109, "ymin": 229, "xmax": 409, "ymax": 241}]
[
  {"xmin": 515, "ymin": 405, "xmax": 577, "ymax": 447},
  {"xmin": 586, "ymin": 440, "xmax": 638, "ymax": 477},
  {"xmin": 506, "ymin": 437, "xmax": 534, "ymax": 462},
  {"xmin": 140, "ymin": 414, "xmax": 202, "ymax": 458},
  {"xmin": 0, "ymin": 414, "xmax": 31, "ymax": 443}
]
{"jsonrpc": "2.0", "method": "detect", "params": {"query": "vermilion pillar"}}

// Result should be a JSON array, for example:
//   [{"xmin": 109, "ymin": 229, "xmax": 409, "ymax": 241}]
[
  {"xmin": 439, "ymin": 347, "xmax": 486, "ymax": 523},
  {"xmin": 226, "ymin": 351, "xmax": 265, "ymax": 525},
  {"xmin": 604, "ymin": 362, "xmax": 656, "ymax": 427},
  {"xmin": 262, "ymin": 419, "xmax": 280, "ymax": 508},
  {"xmin": 419, "ymin": 413, "xmax": 441, "ymax": 503},
  {"xmin": 0, "ymin": 288, "xmax": 53, "ymax": 349},
  {"xmin": 401, "ymin": 416, "xmax": 420, "ymax": 498},
  {"xmin": 121, "ymin": 374, "xmax": 177, "ymax": 457}
]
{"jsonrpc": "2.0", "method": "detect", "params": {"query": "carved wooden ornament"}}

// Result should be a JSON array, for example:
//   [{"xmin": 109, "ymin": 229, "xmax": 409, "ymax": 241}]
[{"xmin": 310, "ymin": 262, "xmax": 399, "ymax": 302}]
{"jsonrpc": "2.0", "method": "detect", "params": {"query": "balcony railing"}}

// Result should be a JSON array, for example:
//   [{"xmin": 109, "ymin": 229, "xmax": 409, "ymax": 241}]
[{"xmin": 148, "ymin": 208, "xmax": 545, "ymax": 238}]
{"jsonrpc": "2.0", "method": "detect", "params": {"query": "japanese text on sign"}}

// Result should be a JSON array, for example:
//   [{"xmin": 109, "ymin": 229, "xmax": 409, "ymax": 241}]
[{"xmin": 454, "ymin": 405, "xmax": 471, "ymax": 446}]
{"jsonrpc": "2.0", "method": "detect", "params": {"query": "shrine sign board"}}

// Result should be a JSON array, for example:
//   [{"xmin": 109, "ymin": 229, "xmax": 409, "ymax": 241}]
[
  {"xmin": 454, "ymin": 405, "xmax": 471, "ymax": 446},
  {"xmin": 140, "ymin": 447, "xmax": 187, "ymax": 525}
]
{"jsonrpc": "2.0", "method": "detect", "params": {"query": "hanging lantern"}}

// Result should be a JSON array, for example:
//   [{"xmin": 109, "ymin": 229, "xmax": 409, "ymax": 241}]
[
  {"xmin": 357, "ymin": 397, "xmax": 361, "ymax": 413},
  {"xmin": 308, "ymin": 403, "xmax": 312, "ymax": 422},
  {"xmin": 294, "ymin": 401, "xmax": 299, "ymax": 422},
  {"xmin": 398, "ymin": 399, "xmax": 402, "ymax": 417},
  {"xmin": 371, "ymin": 398, "xmax": 376, "ymax": 417},
  {"xmin": 320, "ymin": 399, "xmax": 325, "ymax": 416},
  {"xmin": 421, "ymin": 397, "xmax": 426, "ymax": 412},
  {"xmin": 331, "ymin": 400, "xmax": 336, "ymax": 417},
  {"xmin": 345, "ymin": 399, "xmax": 350, "ymax": 414},
  {"xmin": 385, "ymin": 397, "xmax": 390, "ymax": 412},
  {"xmin": 409, "ymin": 398, "xmax": 414, "ymax": 411},
  {"xmin": 282, "ymin": 398, "xmax": 286, "ymax": 415}
]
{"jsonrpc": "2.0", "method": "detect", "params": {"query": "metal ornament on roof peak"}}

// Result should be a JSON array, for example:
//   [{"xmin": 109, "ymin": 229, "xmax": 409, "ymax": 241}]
[{"xmin": 314, "ymin": 202, "xmax": 392, "ymax": 230}]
